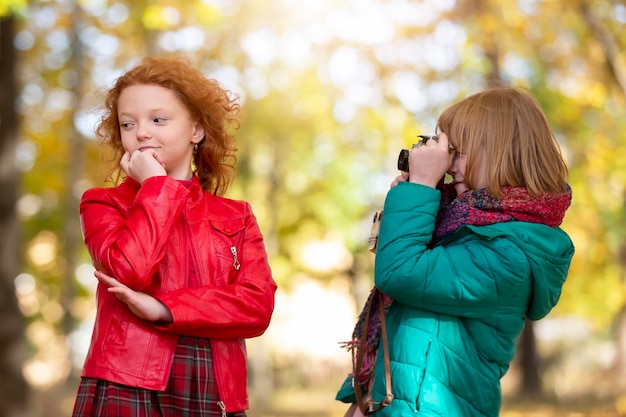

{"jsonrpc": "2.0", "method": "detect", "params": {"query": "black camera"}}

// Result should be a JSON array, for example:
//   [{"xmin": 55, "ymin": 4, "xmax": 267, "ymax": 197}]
[{"xmin": 397, "ymin": 135, "xmax": 438, "ymax": 172}]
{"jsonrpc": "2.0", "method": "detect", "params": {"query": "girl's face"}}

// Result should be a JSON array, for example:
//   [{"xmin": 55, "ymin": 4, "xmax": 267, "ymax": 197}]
[
  {"xmin": 118, "ymin": 84, "xmax": 204, "ymax": 181},
  {"xmin": 447, "ymin": 150, "xmax": 488, "ymax": 195}
]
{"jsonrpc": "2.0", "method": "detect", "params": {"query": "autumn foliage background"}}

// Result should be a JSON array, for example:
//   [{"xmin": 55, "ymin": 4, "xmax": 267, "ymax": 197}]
[{"xmin": 1, "ymin": 0, "xmax": 625, "ymax": 416}]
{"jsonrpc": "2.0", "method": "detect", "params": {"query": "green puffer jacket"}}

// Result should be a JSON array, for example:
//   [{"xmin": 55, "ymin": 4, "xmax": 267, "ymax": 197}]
[{"xmin": 336, "ymin": 183, "xmax": 574, "ymax": 416}]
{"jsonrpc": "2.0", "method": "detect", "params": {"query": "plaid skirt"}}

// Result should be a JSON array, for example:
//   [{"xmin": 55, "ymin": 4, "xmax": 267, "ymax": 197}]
[{"xmin": 72, "ymin": 336, "xmax": 246, "ymax": 417}]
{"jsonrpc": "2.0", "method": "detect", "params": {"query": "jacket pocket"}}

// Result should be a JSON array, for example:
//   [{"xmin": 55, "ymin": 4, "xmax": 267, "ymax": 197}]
[
  {"xmin": 104, "ymin": 303, "xmax": 130, "ymax": 347},
  {"xmin": 210, "ymin": 219, "xmax": 246, "ymax": 284},
  {"xmin": 377, "ymin": 305, "xmax": 434, "ymax": 412}
]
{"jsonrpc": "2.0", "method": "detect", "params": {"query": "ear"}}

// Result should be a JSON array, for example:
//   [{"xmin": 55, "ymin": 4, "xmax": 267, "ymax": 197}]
[{"xmin": 191, "ymin": 123, "xmax": 205, "ymax": 144}]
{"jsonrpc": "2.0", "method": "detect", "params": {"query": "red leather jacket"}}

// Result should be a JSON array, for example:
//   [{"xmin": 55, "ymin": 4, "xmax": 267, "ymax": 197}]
[{"xmin": 79, "ymin": 175, "xmax": 276, "ymax": 412}]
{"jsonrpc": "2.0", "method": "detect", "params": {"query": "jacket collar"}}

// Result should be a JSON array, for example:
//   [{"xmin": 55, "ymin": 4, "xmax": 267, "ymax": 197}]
[
  {"xmin": 186, "ymin": 175, "xmax": 206, "ymax": 207},
  {"xmin": 121, "ymin": 175, "xmax": 206, "ymax": 207}
]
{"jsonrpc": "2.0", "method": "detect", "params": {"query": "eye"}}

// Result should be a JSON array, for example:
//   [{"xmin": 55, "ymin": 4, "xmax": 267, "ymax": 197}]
[
  {"xmin": 120, "ymin": 122, "xmax": 134, "ymax": 129},
  {"xmin": 153, "ymin": 117, "xmax": 167, "ymax": 123}
]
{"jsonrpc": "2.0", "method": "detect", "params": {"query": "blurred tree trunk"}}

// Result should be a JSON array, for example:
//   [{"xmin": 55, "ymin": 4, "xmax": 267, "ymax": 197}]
[
  {"xmin": 61, "ymin": 0, "xmax": 86, "ymax": 346},
  {"xmin": 580, "ymin": 1, "xmax": 626, "ymax": 94},
  {"xmin": 580, "ymin": 0, "xmax": 626, "ymax": 382},
  {"xmin": 614, "ymin": 205, "xmax": 626, "ymax": 381},
  {"xmin": 518, "ymin": 319, "xmax": 541, "ymax": 395},
  {"xmin": 0, "ymin": 15, "xmax": 29, "ymax": 417},
  {"xmin": 247, "ymin": 134, "xmax": 283, "ymax": 409}
]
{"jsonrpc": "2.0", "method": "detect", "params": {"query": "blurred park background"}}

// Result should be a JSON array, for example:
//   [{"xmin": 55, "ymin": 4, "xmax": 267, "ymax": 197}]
[{"xmin": 1, "ymin": 0, "xmax": 625, "ymax": 416}]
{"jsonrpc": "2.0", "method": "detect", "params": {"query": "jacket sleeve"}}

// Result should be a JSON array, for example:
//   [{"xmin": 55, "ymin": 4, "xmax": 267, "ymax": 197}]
[
  {"xmin": 80, "ymin": 176, "xmax": 189, "ymax": 290},
  {"xmin": 374, "ymin": 182, "xmax": 531, "ymax": 319},
  {"xmin": 154, "ymin": 204, "xmax": 277, "ymax": 339}
]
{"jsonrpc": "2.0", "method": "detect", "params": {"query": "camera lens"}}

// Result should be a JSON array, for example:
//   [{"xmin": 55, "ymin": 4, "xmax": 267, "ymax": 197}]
[{"xmin": 397, "ymin": 149, "xmax": 410, "ymax": 172}]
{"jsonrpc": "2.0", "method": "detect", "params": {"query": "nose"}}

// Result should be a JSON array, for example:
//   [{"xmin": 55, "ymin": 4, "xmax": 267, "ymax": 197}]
[{"xmin": 136, "ymin": 123, "xmax": 151, "ymax": 140}]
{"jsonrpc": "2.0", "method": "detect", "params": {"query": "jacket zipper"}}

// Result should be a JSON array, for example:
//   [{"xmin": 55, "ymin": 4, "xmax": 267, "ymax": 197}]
[
  {"xmin": 230, "ymin": 246, "xmax": 241, "ymax": 271},
  {"xmin": 218, "ymin": 400, "xmax": 226, "ymax": 417},
  {"xmin": 212, "ymin": 229, "xmax": 242, "ymax": 276}
]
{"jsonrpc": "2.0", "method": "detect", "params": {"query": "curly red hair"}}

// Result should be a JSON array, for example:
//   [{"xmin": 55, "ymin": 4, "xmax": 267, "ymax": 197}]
[{"xmin": 96, "ymin": 55, "xmax": 239, "ymax": 195}]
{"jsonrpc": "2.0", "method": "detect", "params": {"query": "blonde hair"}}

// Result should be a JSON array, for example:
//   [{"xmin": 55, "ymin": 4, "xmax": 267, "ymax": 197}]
[
  {"xmin": 96, "ymin": 56, "xmax": 239, "ymax": 196},
  {"xmin": 437, "ymin": 87, "xmax": 568, "ymax": 198}
]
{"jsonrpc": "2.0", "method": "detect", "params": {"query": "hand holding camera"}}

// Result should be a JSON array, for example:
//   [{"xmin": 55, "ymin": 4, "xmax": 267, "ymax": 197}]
[{"xmin": 396, "ymin": 133, "xmax": 455, "ymax": 189}]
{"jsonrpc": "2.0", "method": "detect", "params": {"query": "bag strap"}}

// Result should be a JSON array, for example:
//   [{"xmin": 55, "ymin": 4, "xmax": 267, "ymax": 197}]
[
  {"xmin": 368, "ymin": 211, "xmax": 383, "ymax": 254},
  {"xmin": 353, "ymin": 289, "xmax": 394, "ymax": 415}
]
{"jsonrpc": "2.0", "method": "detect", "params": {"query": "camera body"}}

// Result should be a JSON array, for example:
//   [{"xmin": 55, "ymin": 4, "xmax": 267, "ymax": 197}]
[{"xmin": 397, "ymin": 135, "xmax": 438, "ymax": 172}]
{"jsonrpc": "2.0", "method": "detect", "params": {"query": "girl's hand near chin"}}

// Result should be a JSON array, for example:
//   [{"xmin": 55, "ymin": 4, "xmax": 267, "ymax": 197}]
[{"xmin": 120, "ymin": 150, "xmax": 167, "ymax": 183}]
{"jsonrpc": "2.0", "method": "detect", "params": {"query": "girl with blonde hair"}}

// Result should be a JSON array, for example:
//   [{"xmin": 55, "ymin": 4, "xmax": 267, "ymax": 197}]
[{"xmin": 338, "ymin": 87, "xmax": 574, "ymax": 417}]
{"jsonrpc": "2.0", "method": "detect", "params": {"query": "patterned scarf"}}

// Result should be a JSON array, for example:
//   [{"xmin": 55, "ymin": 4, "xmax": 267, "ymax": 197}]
[
  {"xmin": 434, "ymin": 184, "xmax": 572, "ymax": 242},
  {"xmin": 342, "ymin": 184, "xmax": 572, "ymax": 391}
]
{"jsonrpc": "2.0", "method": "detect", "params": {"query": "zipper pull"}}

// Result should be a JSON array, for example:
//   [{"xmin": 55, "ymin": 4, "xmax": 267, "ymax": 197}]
[
  {"xmin": 217, "ymin": 401, "xmax": 226, "ymax": 417},
  {"xmin": 230, "ymin": 246, "xmax": 241, "ymax": 270}
]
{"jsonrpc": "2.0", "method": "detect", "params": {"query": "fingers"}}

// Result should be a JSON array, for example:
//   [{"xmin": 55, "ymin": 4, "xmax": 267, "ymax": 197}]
[
  {"xmin": 96, "ymin": 272, "xmax": 131, "ymax": 303},
  {"xmin": 152, "ymin": 151, "xmax": 166, "ymax": 168},
  {"xmin": 410, "ymin": 133, "xmax": 452, "ymax": 158},
  {"xmin": 95, "ymin": 270, "xmax": 114, "ymax": 286},
  {"xmin": 108, "ymin": 287, "xmax": 127, "ymax": 303},
  {"xmin": 120, "ymin": 149, "xmax": 167, "ymax": 182},
  {"xmin": 437, "ymin": 134, "xmax": 456, "ymax": 170},
  {"xmin": 95, "ymin": 270, "xmax": 127, "ymax": 290},
  {"xmin": 390, "ymin": 173, "xmax": 408, "ymax": 188},
  {"xmin": 436, "ymin": 132, "xmax": 453, "ymax": 153},
  {"xmin": 120, "ymin": 151, "xmax": 131, "ymax": 174},
  {"xmin": 405, "ymin": 133, "xmax": 453, "ymax": 188}
]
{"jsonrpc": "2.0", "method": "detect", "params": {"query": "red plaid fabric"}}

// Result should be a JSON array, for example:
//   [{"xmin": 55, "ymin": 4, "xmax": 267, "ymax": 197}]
[{"xmin": 72, "ymin": 336, "xmax": 246, "ymax": 417}]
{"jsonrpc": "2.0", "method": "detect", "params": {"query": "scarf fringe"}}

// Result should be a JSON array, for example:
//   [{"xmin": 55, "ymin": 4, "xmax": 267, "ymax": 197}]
[{"xmin": 341, "ymin": 288, "xmax": 393, "ymax": 388}]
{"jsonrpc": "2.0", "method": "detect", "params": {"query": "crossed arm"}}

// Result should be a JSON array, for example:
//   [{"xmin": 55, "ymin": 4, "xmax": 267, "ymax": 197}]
[{"xmin": 96, "ymin": 270, "xmax": 173, "ymax": 323}]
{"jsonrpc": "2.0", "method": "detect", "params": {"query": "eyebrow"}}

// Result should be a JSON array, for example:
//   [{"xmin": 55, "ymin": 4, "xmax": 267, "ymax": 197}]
[{"xmin": 118, "ymin": 109, "xmax": 170, "ymax": 117}]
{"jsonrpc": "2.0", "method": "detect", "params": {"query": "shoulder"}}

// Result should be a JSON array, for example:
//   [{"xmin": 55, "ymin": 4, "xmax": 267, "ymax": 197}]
[
  {"xmin": 81, "ymin": 179, "xmax": 138, "ymax": 204},
  {"xmin": 448, "ymin": 222, "xmax": 574, "ymax": 294},
  {"xmin": 465, "ymin": 221, "xmax": 569, "ymax": 239},
  {"xmin": 461, "ymin": 222, "xmax": 574, "ymax": 257},
  {"xmin": 445, "ymin": 228, "xmax": 532, "ymax": 278},
  {"xmin": 82, "ymin": 176, "xmax": 173, "ymax": 199},
  {"xmin": 200, "ymin": 193, "xmax": 252, "ymax": 220}
]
